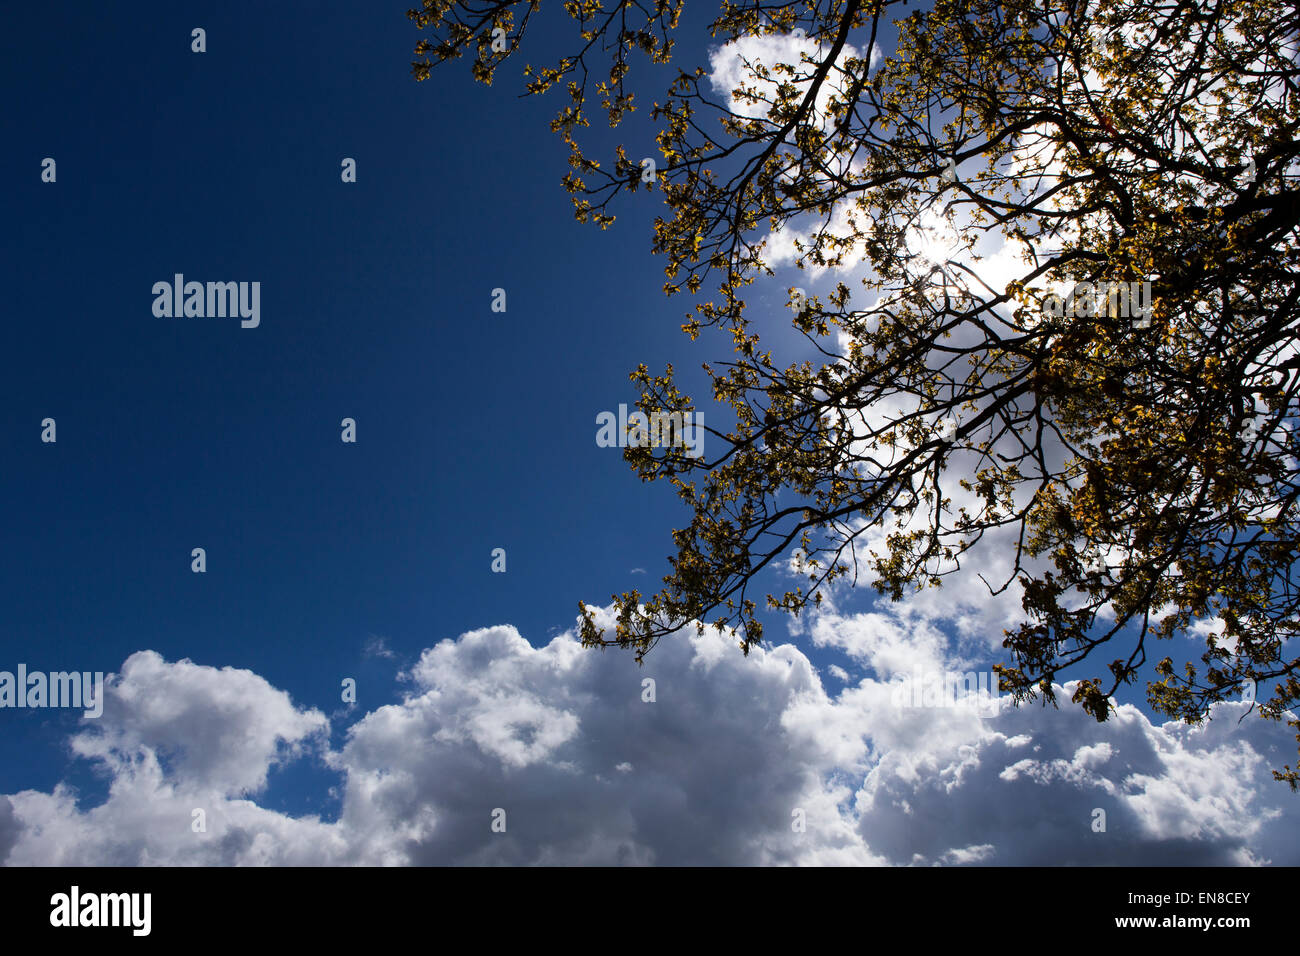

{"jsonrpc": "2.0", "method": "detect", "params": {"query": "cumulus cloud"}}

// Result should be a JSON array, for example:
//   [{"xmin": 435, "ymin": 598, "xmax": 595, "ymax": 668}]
[
  {"xmin": 2, "ymin": 616, "xmax": 1297, "ymax": 866},
  {"xmin": 67, "ymin": 651, "xmax": 329, "ymax": 796},
  {"xmin": 4, "ymin": 651, "xmax": 334, "ymax": 866}
]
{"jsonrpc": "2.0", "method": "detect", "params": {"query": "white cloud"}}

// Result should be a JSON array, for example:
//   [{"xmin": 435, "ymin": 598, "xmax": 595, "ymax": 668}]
[
  {"xmin": 69, "ymin": 650, "xmax": 328, "ymax": 796},
  {"xmin": 2, "ymin": 616, "xmax": 1297, "ymax": 866},
  {"xmin": 708, "ymin": 32, "xmax": 878, "ymax": 126},
  {"xmin": 363, "ymin": 635, "xmax": 396, "ymax": 660}
]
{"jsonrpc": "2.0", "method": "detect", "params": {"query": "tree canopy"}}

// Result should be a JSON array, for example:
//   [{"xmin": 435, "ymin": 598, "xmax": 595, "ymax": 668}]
[{"xmin": 409, "ymin": 0, "xmax": 1300, "ymax": 787}]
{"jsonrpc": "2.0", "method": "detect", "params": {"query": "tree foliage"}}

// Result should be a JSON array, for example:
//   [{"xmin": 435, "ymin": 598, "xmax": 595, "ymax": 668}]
[{"xmin": 409, "ymin": 0, "xmax": 1300, "ymax": 787}]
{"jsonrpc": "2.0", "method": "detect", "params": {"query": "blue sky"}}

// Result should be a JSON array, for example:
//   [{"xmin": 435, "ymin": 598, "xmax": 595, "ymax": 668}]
[
  {"xmin": 1, "ymin": 1, "xmax": 723, "ymax": 810},
  {"xmin": 2, "ymin": 2, "xmax": 1297, "ymax": 866}
]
